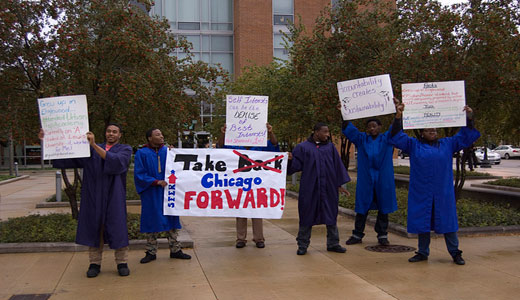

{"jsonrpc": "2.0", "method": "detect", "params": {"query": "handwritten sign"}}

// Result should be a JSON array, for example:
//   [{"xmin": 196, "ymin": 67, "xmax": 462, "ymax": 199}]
[
  {"xmin": 38, "ymin": 95, "xmax": 90, "ymax": 159},
  {"xmin": 337, "ymin": 74, "xmax": 395, "ymax": 120},
  {"xmin": 163, "ymin": 148, "xmax": 287, "ymax": 219},
  {"xmin": 402, "ymin": 81, "xmax": 466, "ymax": 129},
  {"xmin": 225, "ymin": 95, "xmax": 269, "ymax": 147}
]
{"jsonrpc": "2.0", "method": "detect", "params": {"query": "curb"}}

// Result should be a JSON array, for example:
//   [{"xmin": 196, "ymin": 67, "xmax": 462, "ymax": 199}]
[
  {"xmin": 470, "ymin": 183, "xmax": 520, "ymax": 193},
  {"xmin": 0, "ymin": 175, "xmax": 30, "ymax": 185},
  {"xmin": 0, "ymin": 229, "xmax": 193, "ymax": 254},
  {"xmin": 287, "ymin": 190, "xmax": 520, "ymax": 238},
  {"xmin": 36, "ymin": 199, "xmax": 142, "ymax": 208}
]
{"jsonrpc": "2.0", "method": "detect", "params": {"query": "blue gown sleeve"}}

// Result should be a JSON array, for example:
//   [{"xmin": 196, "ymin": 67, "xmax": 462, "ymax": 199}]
[
  {"xmin": 446, "ymin": 126, "xmax": 481, "ymax": 153},
  {"xmin": 332, "ymin": 145, "xmax": 350, "ymax": 186},
  {"xmin": 104, "ymin": 145, "xmax": 132, "ymax": 175},
  {"xmin": 342, "ymin": 122, "xmax": 364, "ymax": 146},
  {"xmin": 389, "ymin": 129, "xmax": 415, "ymax": 154},
  {"xmin": 288, "ymin": 144, "xmax": 304, "ymax": 175},
  {"xmin": 133, "ymin": 151, "xmax": 158, "ymax": 194}
]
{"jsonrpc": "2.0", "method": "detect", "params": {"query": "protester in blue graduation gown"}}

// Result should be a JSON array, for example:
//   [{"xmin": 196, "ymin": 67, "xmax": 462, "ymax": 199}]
[
  {"xmin": 217, "ymin": 123, "xmax": 280, "ymax": 249},
  {"xmin": 134, "ymin": 128, "xmax": 191, "ymax": 264},
  {"xmin": 288, "ymin": 122, "xmax": 351, "ymax": 255},
  {"xmin": 390, "ymin": 102, "xmax": 480, "ymax": 265},
  {"xmin": 43, "ymin": 124, "xmax": 132, "ymax": 277},
  {"xmin": 342, "ymin": 110, "xmax": 398, "ymax": 246}
]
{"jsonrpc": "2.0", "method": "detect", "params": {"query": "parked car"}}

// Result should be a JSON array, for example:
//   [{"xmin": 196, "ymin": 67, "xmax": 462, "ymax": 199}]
[
  {"xmin": 493, "ymin": 145, "xmax": 520, "ymax": 159},
  {"xmin": 474, "ymin": 148, "xmax": 501, "ymax": 165},
  {"xmin": 397, "ymin": 149, "xmax": 409, "ymax": 159}
]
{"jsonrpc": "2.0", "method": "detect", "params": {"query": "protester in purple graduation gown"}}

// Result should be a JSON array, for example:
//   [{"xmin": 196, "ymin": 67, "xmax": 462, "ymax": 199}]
[
  {"xmin": 43, "ymin": 124, "xmax": 132, "ymax": 277},
  {"xmin": 134, "ymin": 128, "xmax": 191, "ymax": 264},
  {"xmin": 288, "ymin": 122, "xmax": 351, "ymax": 255},
  {"xmin": 390, "ymin": 102, "xmax": 480, "ymax": 265}
]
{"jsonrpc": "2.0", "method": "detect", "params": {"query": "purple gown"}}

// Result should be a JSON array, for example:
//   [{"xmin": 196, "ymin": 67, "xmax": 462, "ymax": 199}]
[
  {"xmin": 288, "ymin": 137, "xmax": 351, "ymax": 226},
  {"xmin": 53, "ymin": 143, "xmax": 132, "ymax": 249}
]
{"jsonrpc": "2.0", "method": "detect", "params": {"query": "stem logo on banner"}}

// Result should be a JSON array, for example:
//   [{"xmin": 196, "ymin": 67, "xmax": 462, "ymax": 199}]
[
  {"xmin": 337, "ymin": 74, "xmax": 395, "ymax": 120},
  {"xmin": 402, "ymin": 81, "xmax": 466, "ymax": 129},
  {"xmin": 225, "ymin": 95, "xmax": 268, "ymax": 147},
  {"xmin": 164, "ymin": 149, "xmax": 288, "ymax": 219},
  {"xmin": 38, "ymin": 95, "xmax": 90, "ymax": 159}
]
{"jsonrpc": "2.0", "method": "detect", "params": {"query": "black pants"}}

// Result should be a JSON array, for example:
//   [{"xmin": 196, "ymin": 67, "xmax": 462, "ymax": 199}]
[
  {"xmin": 352, "ymin": 211, "xmax": 389, "ymax": 240},
  {"xmin": 297, "ymin": 224, "xmax": 340, "ymax": 249}
]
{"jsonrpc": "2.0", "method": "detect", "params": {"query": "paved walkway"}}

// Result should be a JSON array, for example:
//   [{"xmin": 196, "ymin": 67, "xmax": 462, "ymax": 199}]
[{"xmin": 1, "ymin": 173, "xmax": 520, "ymax": 299}]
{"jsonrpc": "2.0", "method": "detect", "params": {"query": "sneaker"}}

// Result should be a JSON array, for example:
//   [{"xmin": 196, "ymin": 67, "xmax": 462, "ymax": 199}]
[
  {"xmin": 117, "ymin": 263, "xmax": 130, "ymax": 276},
  {"xmin": 170, "ymin": 250, "xmax": 192, "ymax": 259},
  {"xmin": 86, "ymin": 264, "xmax": 100, "ymax": 278},
  {"xmin": 408, "ymin": 253, "xmax": 428, "ymax": 263},
  {"xmin": 453, "ymin": 253, "xmax": 465, "ymax": 265},
  {"xmin": 256, "ymin": 241, "xmax": 265, "ymax": 248},
  {"xmin": 378, "ymin": 238, "xmax": 390, "ymax": 246},
  {"xmin": 345, "ymin": 236, "xmax": 362, "ymax": 245},
  {"xmin": 236, "ymin": 241, "xmax": 246, "ymax": 248},
  {"xmin": 296, "ymin": 247, "xmax": 307, "ymax": 255},
  {"xmin": 327, "ymin": 245, "xmax": 347, "ymax": 253},
  {"xmin": 140, "ymin": 252, "xmax": 156, "ymax": 264}
]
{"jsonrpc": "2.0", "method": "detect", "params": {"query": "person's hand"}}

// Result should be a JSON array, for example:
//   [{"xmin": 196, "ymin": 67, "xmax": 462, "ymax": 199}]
[
  {"xmin": 38, "ymin": 128, "xmax": 45, "ymax": 140},
  {"xmin": 86, "ymin": 132, "xmax": 95, "ymax": 146},
  {"xmin": 288, "ymin": 152, "xmax": 293, "ymax": 160},
  {"xmin": 157, "ymin": 180, "xmax": 168, "ymax": 187},
  {"xmin": 339, "ymin": 186, "xmax": 350, "ymax": 197},
  {"xmin": 463, "ymin": 105, "xmax": 473, "ymax": 120},
  {"xmin": 266, "ymin": 122, "xmax": 273, "ymax": 132},
  {"xmin": 395, "ymin": 98, "xmax": 405, "ymax": 118},
  {"xmin": 221, "ymin": 125, "xmax": 227, "ymax": 133},
  {"xmin": 336, "ymin": 102, "xmax": 342, "ymax": 111}
]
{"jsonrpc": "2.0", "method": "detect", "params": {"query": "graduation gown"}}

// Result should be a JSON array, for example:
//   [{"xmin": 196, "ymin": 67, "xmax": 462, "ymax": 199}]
[
  {"xmin": 52, "ymin": 143, "xmax": 132, "ymax": 249},
  {"xmin": 342, "ymin": 122, "xmax": 397, "ymax": 214},
  {"xmin": 288, "ymin": 137, "xmax": 350, "ymax": 226},
  {"xmin": 390, "ymin": 126, "xmax": 480, "ymax": 234},
  {"xmin": 134, "ymin": 145, "xmax": 181, "ymax": 233}
]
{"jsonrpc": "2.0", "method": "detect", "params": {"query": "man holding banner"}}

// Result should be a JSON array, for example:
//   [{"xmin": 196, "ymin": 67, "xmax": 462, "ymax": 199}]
[
  {"xmin": 134, "ymin": 128, "xmax": 191, "ymax": 264},
  {"xmin": 217, "ymin": 123, "xmax": 280, "ymax": 249},
  {"xmin": 341, "ymin": 98, "xmax": 400, "ymax": 246},
  {"xmin": 288, "ymin": 122, "xmax": 350, "ymax": 255},
  {"xmin": 42, "ymin": 124, "xmax": 133, "ymax": 277},
  {"xmin": 390, "ymin": 99, "xmax": 480, "ymax": 265}
]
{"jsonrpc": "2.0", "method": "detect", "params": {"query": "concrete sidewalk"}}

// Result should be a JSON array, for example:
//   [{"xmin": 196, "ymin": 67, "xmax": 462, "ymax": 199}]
[{"xmin": 1, "ymin": 194, "xmax": 520, "ymax": 299}]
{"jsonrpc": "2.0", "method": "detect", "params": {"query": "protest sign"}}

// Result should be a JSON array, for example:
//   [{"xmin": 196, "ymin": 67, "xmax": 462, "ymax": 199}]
[
  {"xmin": 38, "ymin": 95, "xmax": 90, "ymax": 159},
  {"xmin": 163, "ymin": 148, "xmax": 288, "ymax": 219},
  {"xmin": 402, "ymin": 81, "xmax": 466, "ymax": 129},
  {"xmin": 225, "ymin": 95, "xmax": 269, "ymax": 147},
  {"xmin": 337, "ymin": 74, "xmax": 395, "ymax": 120}
]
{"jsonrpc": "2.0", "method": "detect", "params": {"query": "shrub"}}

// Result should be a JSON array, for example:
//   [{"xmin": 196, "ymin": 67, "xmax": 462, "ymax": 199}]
[{"xmin": 485, "ymin": 178, "xmax": 520, "ymax": 188}]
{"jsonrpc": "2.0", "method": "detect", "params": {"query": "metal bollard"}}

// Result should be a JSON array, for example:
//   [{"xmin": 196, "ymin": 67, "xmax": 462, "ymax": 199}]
[
  {"xmin": 292, "ymin": 173, "xmax": 297, "ymax": 186},
  {"xmin": 14, "ymin": 162, "xmax": 19, "ymax": 177},
  {"xmin": 56, "ymin": 171, "xmax": 62, "ymax": 202}
]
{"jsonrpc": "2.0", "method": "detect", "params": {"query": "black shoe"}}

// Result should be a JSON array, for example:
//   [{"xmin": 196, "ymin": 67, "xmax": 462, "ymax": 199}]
[
  {"xmin": 256, "ymin": 241, "xmax": 265, "ymax": 248},
  {"xmin": 170, "ymin": 250, "xmax": 191, "ymax": 259},
  {"xmin": 378, "ymin": 238, "xmax": 390, "ymax": 246},
  {"xmin": 140, "ymin": 252, "xmax": 156, "ymax": 264},
  {"xmin": 86, "ymin": 264, "xmax": 100, "ymax": 278},
  {"xmin": 327, "ymin": 245, "xmax": 347, "ymax": 253},
  {"xmin": 345, "ymin": 236, "xmax": 362, "ymax": 245},
  {"xmin": 297, "ymin": 247, "xmax": 307, "ymax": 255},
  {"xmin": 117, "ymin": 263, "xmax": 130, "ymax": 276},
  {"xmin": 236, "ymin": 241, "xmax": 246, "ymax": 248},
  {"xmin": 453, "ymin": 254, "xmax": 466, "ymax": 265},
  {"xmin": 408, "ymin": 253, "xmax": 428, "ymax": 262}
]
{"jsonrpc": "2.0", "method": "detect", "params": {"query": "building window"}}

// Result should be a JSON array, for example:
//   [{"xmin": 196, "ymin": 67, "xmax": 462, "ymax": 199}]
[{"xmin": 273, "ymin": 0, "xmax": 293, "ymax": 61}]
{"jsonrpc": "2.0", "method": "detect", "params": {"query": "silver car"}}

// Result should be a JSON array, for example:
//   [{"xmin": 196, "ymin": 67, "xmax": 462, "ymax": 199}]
[
  {"xmin": 493, "ymin": 145, "xmax": 520, "ymax": 159},
  {"xmin": 474, "ymin": 148, "xmax": 501, "ymax": 165}
]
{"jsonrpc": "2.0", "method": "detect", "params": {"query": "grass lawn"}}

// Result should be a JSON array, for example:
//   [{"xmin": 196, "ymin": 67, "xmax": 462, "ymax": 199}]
[
  {"xmin": 484, "ymin": 178, "xmax": 520, "ymax": 188},
  {"xmin": 393, "ymin": 165, "xmax": 490, "ymax": 177},
  {"xmin": 0, "ymin": 175, "xmax": 16, "ymax": 181}
]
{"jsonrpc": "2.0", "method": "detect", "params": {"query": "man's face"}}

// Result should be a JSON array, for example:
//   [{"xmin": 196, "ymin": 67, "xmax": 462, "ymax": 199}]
[
  {"xmin": 105, "ymin": 125, "xmax": 122, "ymax": 145},
  {"xmin": 315, "ymin": 126, "xmax": 330, "ymax": 142},
  {"xmin": 366, "ymin": 121, "xmax": 382, "ymax": 137},
  {"xmin": 421, "ymin": 128, "xmax": 438, "ymax": 141},
  {"xmin": 148, "ymin": 129, "xmax": 164, "ymax": 146}
]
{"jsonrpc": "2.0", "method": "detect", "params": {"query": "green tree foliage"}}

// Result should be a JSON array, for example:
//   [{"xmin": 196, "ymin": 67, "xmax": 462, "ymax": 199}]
[
  {"xmin": 0, "ymin": 0, "xmax": 228, "ymax": 146},
  {"xmin": 228, "ymin": 0, "xmax": 520, "ymax": 145}
]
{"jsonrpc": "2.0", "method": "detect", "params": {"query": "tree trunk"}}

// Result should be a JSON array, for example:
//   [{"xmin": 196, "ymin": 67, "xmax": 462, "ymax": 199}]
[{"xmin": 61, "ymin": 168, "xmax": 81, "ymax": 219}]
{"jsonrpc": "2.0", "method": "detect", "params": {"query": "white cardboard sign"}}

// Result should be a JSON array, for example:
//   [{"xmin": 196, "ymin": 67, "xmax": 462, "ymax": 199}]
[{"xmin": 225, "ymin": 95, "xmax": 269, "ymax": 147}]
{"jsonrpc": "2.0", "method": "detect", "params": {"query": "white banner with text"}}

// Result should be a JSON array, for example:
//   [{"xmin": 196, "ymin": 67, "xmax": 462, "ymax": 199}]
[{"xmin": 225, "ymin": 95, "xmax": 269, "ymax": 147}]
